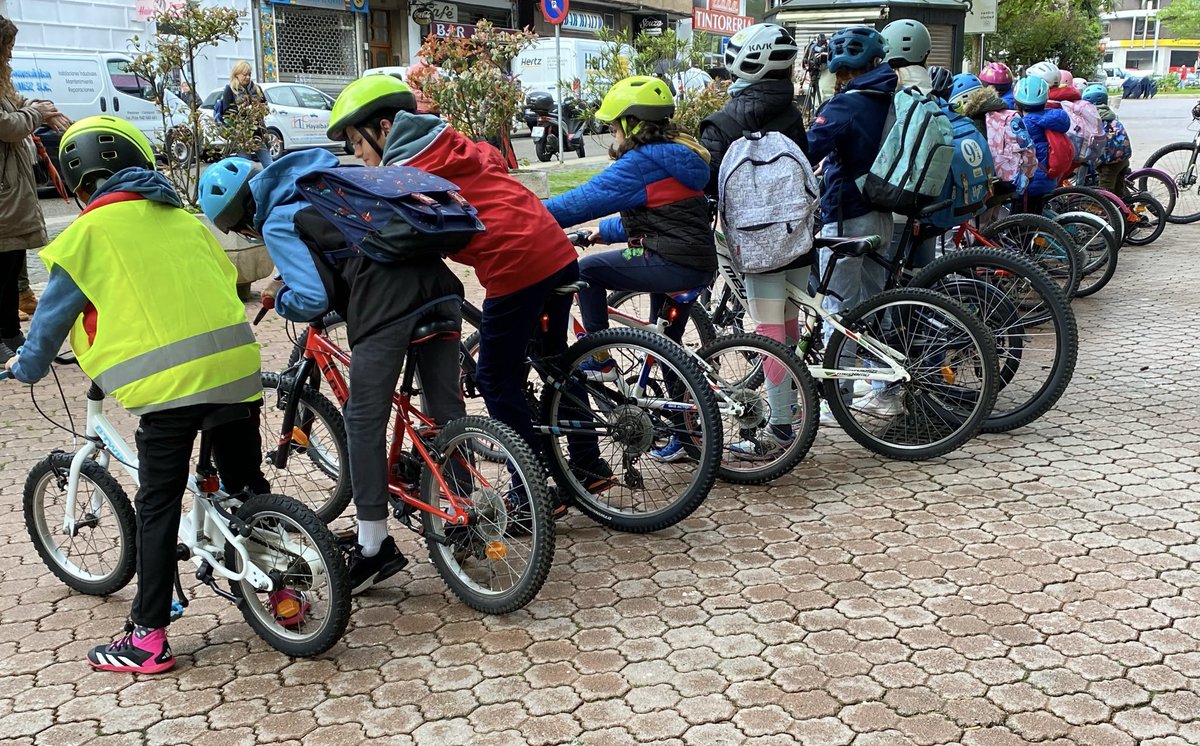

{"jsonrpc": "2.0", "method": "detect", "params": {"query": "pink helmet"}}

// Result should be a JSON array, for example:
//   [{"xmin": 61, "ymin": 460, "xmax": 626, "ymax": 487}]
[
  {"xmin": 1059, "ymin": 69, "xmax": 1074, "ymax": 88},
  {"xmin": 979, "ymin": 61, "xmax": 1013, "ymax": 86}
]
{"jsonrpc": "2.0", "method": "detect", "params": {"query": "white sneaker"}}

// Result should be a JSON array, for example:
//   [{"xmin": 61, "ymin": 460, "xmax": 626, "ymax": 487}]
[
  {"xmin": 819, "ymin": 401, "xmax": 836, "ymax": 426},
  {"xmin": 851, "ymin": 389, "xmax": 905, "ymax": 418},
  {"xmin": 853, "ymin": 379, "xmax": 873, "ymax": 397}
]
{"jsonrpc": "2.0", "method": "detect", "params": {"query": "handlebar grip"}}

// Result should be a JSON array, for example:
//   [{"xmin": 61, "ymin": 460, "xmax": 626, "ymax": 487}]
[{"xmin": 253, "ymin": 306, "xmax": 270, "ymax": 325}]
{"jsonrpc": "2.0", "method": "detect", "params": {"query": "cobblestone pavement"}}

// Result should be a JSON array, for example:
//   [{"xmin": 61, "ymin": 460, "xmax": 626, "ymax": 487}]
[{"xmin": 3, "ymin": 114, "xmax": 1200, "ymax": 746}]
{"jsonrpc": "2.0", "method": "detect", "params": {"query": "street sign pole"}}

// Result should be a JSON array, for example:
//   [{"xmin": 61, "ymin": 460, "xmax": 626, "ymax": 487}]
[{"xmin": 556, "ymin": 23, "xmax": 563, "ymax": 163}]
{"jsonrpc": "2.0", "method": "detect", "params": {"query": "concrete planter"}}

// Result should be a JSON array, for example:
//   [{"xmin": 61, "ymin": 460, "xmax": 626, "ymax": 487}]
[
  {"xmin": 197, "ymin": 214, "xmax": 274, "ymax": 300},
  {"xmin": 510, "ymin": 169, "xmax": 550, "ymax": 199}
]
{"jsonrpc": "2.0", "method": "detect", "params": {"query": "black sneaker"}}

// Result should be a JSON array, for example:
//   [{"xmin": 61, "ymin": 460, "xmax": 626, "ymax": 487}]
[
  {"xmin": 346, "ymin": 536, "xmax": 408, "ymax": 596},
  {"xmin": 0, "ymin": 343, "xmax": 15, "ymax": 365}
]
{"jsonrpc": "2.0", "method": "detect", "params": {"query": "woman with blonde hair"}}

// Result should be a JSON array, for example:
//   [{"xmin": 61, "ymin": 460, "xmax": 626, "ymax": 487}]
[
  {"xmin": 0, "ymin": 15, "xmax": 68, "ymax": 362},
  {"xmin": 220, "ymin": 60, "xmax": 273, "ymax": 165}
]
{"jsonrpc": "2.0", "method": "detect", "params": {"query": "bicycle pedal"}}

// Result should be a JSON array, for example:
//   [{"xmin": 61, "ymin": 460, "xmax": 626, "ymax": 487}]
[{"xmin": 169, "ymin": 599, "xmax": 186, "ymax": 622}]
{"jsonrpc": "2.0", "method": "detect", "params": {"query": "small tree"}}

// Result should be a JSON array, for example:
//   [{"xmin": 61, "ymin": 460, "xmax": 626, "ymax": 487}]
[
  {"xmin": 127, "ymin": 1, "xmax": 252, "ymax": 209},
  {"xmin": 418, "ymin": 22, "xmax": 537, "ymax": 143},
  {"xmin": 988, "ymin": 0, "xmax": 1104, "ymax": 75},
  {"xmin": 581, "ymin": 29, "xmax": 728, "ymax": 137},
  {"xmin": 1157, "ymin": 0, "xmax": 1200, "ymax": 38}
]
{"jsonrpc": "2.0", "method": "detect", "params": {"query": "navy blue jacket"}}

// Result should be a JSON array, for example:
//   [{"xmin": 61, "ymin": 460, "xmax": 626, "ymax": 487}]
[
  {"xmin": 544, "ymin": 138, "xmax": 716, "ymax": 271},
  {"xmin": 805, "ymin": 63, "xmax": 898, "ymax": 224},
  {"xmin": 1021, "ymin": 106, "xmax": 1071, "ymax": 197}
]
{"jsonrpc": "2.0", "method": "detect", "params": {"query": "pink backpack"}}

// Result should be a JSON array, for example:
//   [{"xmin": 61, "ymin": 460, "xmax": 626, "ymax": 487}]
[
  {"xmin": 1060, "ymin": 100, "xmax": 1105, "ymax": 163},
  {"xmin": 985, "ymin": 110, "xmax": 1037, "ymax": 189}
]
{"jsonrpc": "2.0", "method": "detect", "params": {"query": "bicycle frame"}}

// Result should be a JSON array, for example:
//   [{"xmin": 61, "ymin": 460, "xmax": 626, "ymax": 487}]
[
  {"xmin": 278, "ymin": 323, "xmax": 480, "ymax": 527},
  {"xmin": 67, "ymin": 390, "xmax": 274, "ymax": 591},
  {"xmin": 711, "ymin": 239, "xmax": 911, "ymax": 385}
]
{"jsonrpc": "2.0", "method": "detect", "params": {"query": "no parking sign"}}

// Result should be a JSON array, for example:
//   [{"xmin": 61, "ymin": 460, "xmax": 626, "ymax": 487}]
[{"xmin": 541, "ymin": 0, "xmax": 569, "ymax": 25}]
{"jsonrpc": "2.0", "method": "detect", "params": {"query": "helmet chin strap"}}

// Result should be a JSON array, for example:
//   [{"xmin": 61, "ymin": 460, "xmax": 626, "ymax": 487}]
[{"xmin": 364, "ymin": 130, "xmax": 385, "ymax": 159}]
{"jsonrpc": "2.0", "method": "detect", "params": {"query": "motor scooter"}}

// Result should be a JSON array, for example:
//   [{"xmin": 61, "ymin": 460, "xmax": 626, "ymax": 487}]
[{"xmin": 525, "ymin": 91, "xmax": 588, "ymax": 161}]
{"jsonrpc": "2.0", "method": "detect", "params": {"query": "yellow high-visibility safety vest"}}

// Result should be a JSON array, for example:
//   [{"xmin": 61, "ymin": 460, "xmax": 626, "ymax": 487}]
[{"xmin": 41, "ymin": 198, "xmax": 262, "ymax": 415}]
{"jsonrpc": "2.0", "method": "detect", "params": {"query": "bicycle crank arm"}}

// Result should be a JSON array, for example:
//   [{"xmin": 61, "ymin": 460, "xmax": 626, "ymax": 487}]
[{"xmin": 196, "ymin": 561, "xmax": 245, "ymax": 606}]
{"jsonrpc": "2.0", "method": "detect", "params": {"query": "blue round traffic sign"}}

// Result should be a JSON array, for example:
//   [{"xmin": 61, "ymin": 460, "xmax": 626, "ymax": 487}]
[{"xmin": 541, "ymin": 0, "xmax": 569, "ymax": 25}]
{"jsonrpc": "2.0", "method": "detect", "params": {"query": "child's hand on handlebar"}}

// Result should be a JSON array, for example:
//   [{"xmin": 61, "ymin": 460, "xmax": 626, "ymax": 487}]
[
  {"xmin": 587, "ymin": 229, "xmax": 606, "ymax": 245},
  {"xmin": 4, "ymin": 355, "xmax": 19, "ymax": 376}
]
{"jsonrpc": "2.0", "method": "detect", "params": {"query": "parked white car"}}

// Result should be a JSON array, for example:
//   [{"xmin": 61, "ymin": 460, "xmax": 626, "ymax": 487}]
[{"xmin": 167, "ymin": 82, "xmax": 343, "ymax": 165}]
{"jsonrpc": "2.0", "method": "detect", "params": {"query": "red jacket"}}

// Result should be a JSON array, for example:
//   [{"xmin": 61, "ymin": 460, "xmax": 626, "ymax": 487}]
[
  {"xmin": 387, "ymin": 119, "xmax": 576, "ymax": 297},
  {"xmin": 1046, "ymin": 85, "xmax": 1081, "ymax": 109}
]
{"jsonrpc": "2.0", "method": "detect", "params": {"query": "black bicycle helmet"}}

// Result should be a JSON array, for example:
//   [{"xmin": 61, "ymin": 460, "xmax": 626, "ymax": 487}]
[{"xmin": 929, "ymin": 65, "xmax": 954, "ymax": 98}]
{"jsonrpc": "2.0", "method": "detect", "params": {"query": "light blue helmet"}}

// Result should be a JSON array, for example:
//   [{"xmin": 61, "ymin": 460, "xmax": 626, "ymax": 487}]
[
  {"xmin": 1082, "ymin": 83, "xmax": 1108, "ymax": 106},
  {"xmin": 828, "ymin": 26, "xmax": 886, "ymax": 74},
  {"xmin": 1014, "ymin": 76, "xmax": 1050, "ymax": 108},
  {"xmin": 949, "ymin": 74, "xmax": 983, "ymax": 110},
  {"xmin": 199, "ymin": 157, "xmax": 260, "ymax": 233}
]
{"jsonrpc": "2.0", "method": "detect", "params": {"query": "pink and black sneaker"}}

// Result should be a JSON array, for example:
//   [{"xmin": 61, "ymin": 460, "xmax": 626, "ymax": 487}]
[{"xmin": 86, "ymin": 624, "xmax": 175, "ymax": 674}]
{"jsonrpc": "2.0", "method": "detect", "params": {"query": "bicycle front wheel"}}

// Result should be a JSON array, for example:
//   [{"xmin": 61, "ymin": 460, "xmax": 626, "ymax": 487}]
[
  {"xmin": 909, "ymin": 248, "xmax": 1078, "ymax": 433},
  {"xmin": 1123, "ymin": 193, "xmax": 1167, "ymax": 246},
  {"xmin": 606, "ymin": 290, "xmax": 718, "ymax": 351},
  {"xmin": 1051, "ymin": 211, "xmax": 1119, "ymax": 298},
  {"xmin": 539, "ymin": 327, "xmax": 722, "ymax": 532},
  {"xmin": 697, "ymin": 332, "xmax": 820, "ymax": 485},
  {"xmin": 980, "ymin": 213, "xmax": 1082, "ymax": 299},
  {"xmin": 1145, "ymin": 142, "xmax": 1200, "ymax": 223},
  {"xmin": 24, "ymin": 453, "xmax": 136, "ymax": 596},
  {"xmin": 260, "ymin": 372, "xmax": 352, "ymax": 523},
  {"xmin": 823, "ymin": 288, "xmax": 999, "ymax": 460},
  {"xmin": 226, "ymin": 494, "xmax": 351, "ymax": 657},
  {"xmin": 420, "ymin": 416, "xmax": 554, "ymax": 614},
  {"xmin": 1129, "ymin": 167, "xmax": 1178, "ymax": 218}
]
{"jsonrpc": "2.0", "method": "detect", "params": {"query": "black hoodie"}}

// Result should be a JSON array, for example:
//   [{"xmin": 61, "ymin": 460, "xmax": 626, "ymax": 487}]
[{"xmin": 699, "ymin": 78, "xmax": 809, "ymax": 197}]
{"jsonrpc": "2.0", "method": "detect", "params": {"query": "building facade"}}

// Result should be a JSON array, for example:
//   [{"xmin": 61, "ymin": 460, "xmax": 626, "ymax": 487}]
[{"xmin": 1102, "ymin": 0, "xmax": 1200, "ymax": 76}]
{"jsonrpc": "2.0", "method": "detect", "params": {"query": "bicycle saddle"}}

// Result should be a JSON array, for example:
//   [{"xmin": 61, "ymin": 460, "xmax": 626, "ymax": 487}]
[
  {"xmin": 812, "ymin": 235, "xmax": 883, "ymax": 257},
  {"xmin": 199, "ymin": 403, "xmax": 254, "ymax": 432},
  {"xmin": 411, "ymin": 317, "xmax": 462, "ymax": 344},
  {"xmin": 553, "ymin": 281, "xmax": 589, "ymax": 296}
]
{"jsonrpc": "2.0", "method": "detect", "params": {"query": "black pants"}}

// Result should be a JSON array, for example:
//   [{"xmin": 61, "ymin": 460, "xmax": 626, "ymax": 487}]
[
  {"xmin": 132, "ymin": 402, "xmax": 270, "ymax": 629},
  {"xmin": 0, "ymin": 250, "xmax": 25, "ymax": 339},
  {"xmin": 344, "ymin": 306, "xmax": 466, "ymax": 522}
]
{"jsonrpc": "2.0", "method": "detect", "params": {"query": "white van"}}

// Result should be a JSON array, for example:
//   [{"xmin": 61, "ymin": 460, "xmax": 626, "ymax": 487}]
[
  {"xmin": 512, "ymin": 37, "xmax": 628, "ymax": 97},
  {"xmin": 9, "ymin": 50, "xmax": 186, "ymax": 151}
]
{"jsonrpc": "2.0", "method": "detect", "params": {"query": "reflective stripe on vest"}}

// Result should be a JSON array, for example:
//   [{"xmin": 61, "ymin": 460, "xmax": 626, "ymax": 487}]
[
  {"xmin": 128, "ymin": 371, "xmax": 263, "ymax": 415},
  {"xmin": 93, "ymin": 322, "xmax": 256, "ymax": 394}
]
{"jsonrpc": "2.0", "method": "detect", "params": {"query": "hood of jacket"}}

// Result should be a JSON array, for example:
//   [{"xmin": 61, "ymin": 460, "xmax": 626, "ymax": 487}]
[
  {"xmin": 90, "ymin": 168, "xmax": 183, "ymax": 208},
  {"xmin": 727, "ymin": 79, "xmax": 801, "ymax": 126},
  {"xmin": 249, "ymin": 149, "xmax": 341, "ymax": 231},
  {"xmin": 1096, "ymin": 103, "xmax": 1118, "ymax": 122},
  {"xmin": 381, "ymin": 111, "xmax": 452, "ymax": 166},
  {"xmin": 844, "ymin": 63, "xmax": 900, "ymax": 95},
  {"xmin": 959, "ymin": 86, "xmax": 1008, "ymax": 120},
  {"xmin": 895, "ymin": 64, "xmax": 933, "ymax": 94},
  {"xmin": 670, "ymin": 133, "xmax": 711, "ymax": 165},
  {"xmin": 1048, "ymin": 85, "xmax": 1082, "ymax": 103}
]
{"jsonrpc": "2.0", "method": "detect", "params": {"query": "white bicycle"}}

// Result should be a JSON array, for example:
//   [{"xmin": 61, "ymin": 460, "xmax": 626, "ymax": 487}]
[{"xmin": 5, "ymin": 356, "xmax": 352, "ymax": 657}]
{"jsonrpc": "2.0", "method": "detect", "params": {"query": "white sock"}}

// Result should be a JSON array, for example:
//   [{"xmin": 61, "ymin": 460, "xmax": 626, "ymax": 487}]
[{"xmin": 358, "ymin": 519, "xmax": 389, "ymax": 558}]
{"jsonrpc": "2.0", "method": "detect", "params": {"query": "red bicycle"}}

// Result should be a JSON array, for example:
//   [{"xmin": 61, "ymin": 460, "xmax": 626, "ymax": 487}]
[{"xmin": 258, "ymin": 308, "xmax": 555, "ymax": 615}]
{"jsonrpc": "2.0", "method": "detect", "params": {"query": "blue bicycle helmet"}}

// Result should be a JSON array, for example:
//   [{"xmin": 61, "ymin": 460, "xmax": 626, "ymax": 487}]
[
  {"xmin": 828, "ymin": 26, "xmax": 886, "ymax": 74},
  {"xmin": 949, "ymin": 73, "xmax": 983, "ymax": 110},
  {"xmin": 1082, "ymin": 83, "xmax": 1108, "ymax": 106},
  {"xmin": 1013, "ymin": 76, "xmax": 1050, "ymax": 108},
  {"xmin": 199, "ymin": 157, "xmax": 261, "ymax": 233}
]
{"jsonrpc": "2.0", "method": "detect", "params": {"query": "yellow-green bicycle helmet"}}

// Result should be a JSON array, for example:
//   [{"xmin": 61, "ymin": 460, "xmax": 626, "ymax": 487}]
[
  {"xmin": 328, "ymin": 75, "xmax": 418, "ymax": 142},
  {"xmin": 58, "ymin": 115, "xmax": 155, "ymax": 194},
  {"xmin": 594, "ymin": 76, "xmax": 676, "ymax": 130}
]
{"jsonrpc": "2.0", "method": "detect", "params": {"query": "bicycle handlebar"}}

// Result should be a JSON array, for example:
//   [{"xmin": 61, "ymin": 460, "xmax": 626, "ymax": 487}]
[
  {"xmin": 0, "ymin": 370, "xmax": 10, "ymax": 381},
  {"xmin": 253, "ymin": 294, "xmax": 275, "ymax": 326},
  {"xmin": 566, "ymin": 230, "xmax": 592, "ymax": 248}
]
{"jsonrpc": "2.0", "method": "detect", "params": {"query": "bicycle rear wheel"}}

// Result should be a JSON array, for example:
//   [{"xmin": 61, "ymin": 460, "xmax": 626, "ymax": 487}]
[
  {"xmin": 24, "ymin": 453, "xmax": 136, "ymax": 596},
  {"xmin": 697, "ymin": 332, "xmax": 819, "ymax": 485},
  {"xmin": 260, "ymin": 372, "xmax": 352, "ymax": 523},
  {"xmin": 909, "ymin": 248, "xmax": 1078, "ymax": 433},
  {"xmin": 1050, "ymin": 211, "xmax": 1119, "ymax": 297},
  {"xmin": 1046, "ymin": 185, "xmax": 1126, "ymax": 245},
  {"xmin": 980, "ymin": 213, "xmax": 1082, "ymax": 299},
  {"xmin": 1128, "ymin": 167, "xmax": 1178, "ymax": 218},
  {"xmin": 1123, "ymin": 193, "xmax": 1167, "ymax": 246},
  {"xmin": 823, "ymin": 288, "xmax": 999, "ymax": 460},
  {"xmin": 1144, "ymin": 142, "xmax": 1200, "ymax": 223},
  {"xmin": 226, "ymin": 494, "xmax": 351, "ymax": 657},
  {"xmin": 420, "ymin": 416, "xmax": 554, "ymax": 614},
  {"xmin": 539, "ymin": 327, "xmax": 722, "ymax": 532},
  {"xmin": 606, "ymin": 290, "xmax": 718, "ymax": 351}
]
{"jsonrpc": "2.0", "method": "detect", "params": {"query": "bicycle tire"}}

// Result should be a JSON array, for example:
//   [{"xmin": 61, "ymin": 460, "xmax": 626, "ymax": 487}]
[
  {"xmin": 696, "ymin": 332, "xmax": 820, "ymax": 485},
  {"xmin": 606, "ymin": 289, "xmax": 718, "ymax": 350},
  {"xmin": 420, "ymin": 416, "xmax": 554, "ymax": 614},
  {"xmin": 226, "ymin": 494, "xmax": 351, "ymax": 657},
  {"xmin": 822, "ymin": 288, "xmax": 1000, "ymax": 460},
  {"xmin": 909, "ymin": 248, "xmax": 1078, "ymax": 433},
  {"xmin": 1050, "ymin": 211, "xmax": 1119, "ymax": 298},
  {"xmin": 24, "ymin": 453, "xmax": 136, "ymax": 596},
  {"xmin": 1144, "ymin": 142, "xmax": 1200, "ymax": 223},
  {"xmin": 1046, "ymin": 185, "xmax": 1126, "ymax": 245},
  {"xmin": 1128, "ymin": 167, "xmax": 1178, "ymax": 218},
  {"xmin": 1123, "ymin": 193, "xmax": 1167, "ymax": 246},
  {"xmin": 260, "ymin": 372, "xmax": 352, "ymax": 523},
  {"xmin": 980, "ymin": 213, "xmax": 1082, "ymax": 299},
  {"xmin": 539, "ymin": 327, "xmax": 722, "ymax": 532},
  {"xmin": 286, "ymin": 312, "xmax": 348, "ymax": 370}
]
